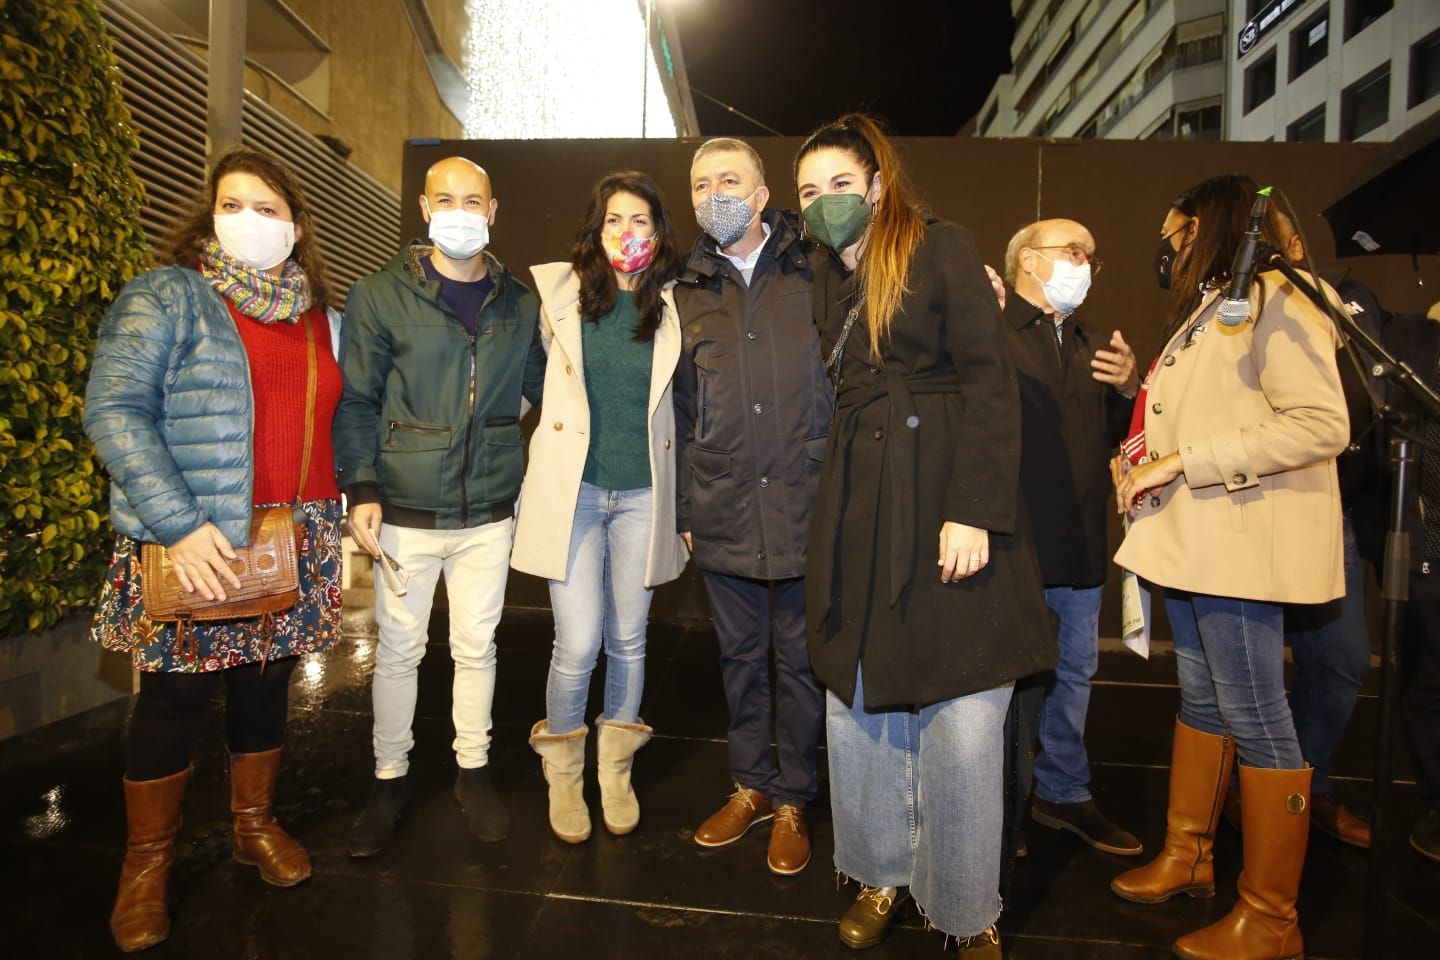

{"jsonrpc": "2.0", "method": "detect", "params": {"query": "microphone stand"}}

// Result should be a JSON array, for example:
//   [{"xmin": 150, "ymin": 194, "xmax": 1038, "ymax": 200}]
[{"xmin": 1261, "ymin": 247, "xmax": 1440, "ymax": 960}]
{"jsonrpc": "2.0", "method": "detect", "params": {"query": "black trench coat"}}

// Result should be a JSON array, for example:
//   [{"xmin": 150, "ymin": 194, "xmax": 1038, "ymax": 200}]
[{"xmin": 806, "ymin": 221, "xmax": 1057, "ymax": 710}]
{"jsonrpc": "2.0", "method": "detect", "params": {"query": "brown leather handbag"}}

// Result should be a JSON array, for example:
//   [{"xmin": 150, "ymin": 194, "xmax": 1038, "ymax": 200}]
[{"xmin": 140, "ymin": 313, "xmax": 319, "ymax": 661}]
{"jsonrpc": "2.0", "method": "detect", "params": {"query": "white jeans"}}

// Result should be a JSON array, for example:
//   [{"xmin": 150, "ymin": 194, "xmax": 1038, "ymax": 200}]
[{"xmin": 371, "ymin": 520, "xmax": 511, "ymax": 778}]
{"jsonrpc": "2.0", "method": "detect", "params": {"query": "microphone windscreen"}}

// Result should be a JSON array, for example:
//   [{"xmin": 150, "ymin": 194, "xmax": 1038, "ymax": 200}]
[{"xmin": 1215, "ymin": 298, "xmax": 1250, "ymax": 327}]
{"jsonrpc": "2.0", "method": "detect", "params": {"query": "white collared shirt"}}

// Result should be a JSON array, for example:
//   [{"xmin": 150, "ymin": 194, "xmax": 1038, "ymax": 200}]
[{"xmin": 721, "ymin": 221, "xmax": 772, "ymax": 287}]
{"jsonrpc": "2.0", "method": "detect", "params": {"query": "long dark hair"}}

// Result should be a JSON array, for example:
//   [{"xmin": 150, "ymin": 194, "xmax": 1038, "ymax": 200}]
[
  {"xmin": 570, "ymin": 171, "xmax": 679, "ymax": 342},
  {"xmin": 165, "ymin": 147, "xmax": 332, "ymax": 310},
  {"xmin": 794, "ymin": 113, "xmax": 928, "ymax": 356},
  {"xmin": 1163, "ymin": 173, "xmax": 1287, "ymax": 338}
]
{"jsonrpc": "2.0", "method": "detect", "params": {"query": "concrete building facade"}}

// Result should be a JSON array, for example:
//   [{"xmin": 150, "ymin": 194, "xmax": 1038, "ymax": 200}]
[
  {"xmin": 1228, "ymin": 0, "xmax": 1440, "ymax": 142},
  {"xmin": 977, "ymin": 0, "xmax": 1229, "ymax": 140}
]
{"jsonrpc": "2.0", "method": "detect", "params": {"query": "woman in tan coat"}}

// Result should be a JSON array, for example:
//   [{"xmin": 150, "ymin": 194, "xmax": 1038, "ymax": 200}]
[
  {"xmin": 1110, "ymin": 174, "xmax": 1348, "ymax": 960},
  {"xmin": 511, "ymin": 171, "xmax": 688, "ymax": 844}
]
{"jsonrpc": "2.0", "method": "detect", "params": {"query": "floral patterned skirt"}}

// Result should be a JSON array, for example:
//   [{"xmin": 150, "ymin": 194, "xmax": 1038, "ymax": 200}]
[{"xmin": 90, "ymin": 499, "xmax": 344, "ymax": 673}]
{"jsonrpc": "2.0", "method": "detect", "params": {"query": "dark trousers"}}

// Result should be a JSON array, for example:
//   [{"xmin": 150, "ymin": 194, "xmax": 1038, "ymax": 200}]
[
  {"xmin": 1402, "ymin": 569, "xmax": 1440, "ymax": 808},
  {"xmin": 126, "ymin": 658, "xmax": 298, "ymax": 781},
  {"xmin": 702, "ymin": 572, "xmax": 823, "ymax": 808}
]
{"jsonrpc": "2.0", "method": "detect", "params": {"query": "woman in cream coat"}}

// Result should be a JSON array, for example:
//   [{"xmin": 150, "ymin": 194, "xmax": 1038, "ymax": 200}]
[
  {"xmin": 512, "ymin": 171, "xmax": 688, "ymax": 844},
  {"xmin": 1110, "ymin": 174, "xmax": 1348, "ymax": 960}
]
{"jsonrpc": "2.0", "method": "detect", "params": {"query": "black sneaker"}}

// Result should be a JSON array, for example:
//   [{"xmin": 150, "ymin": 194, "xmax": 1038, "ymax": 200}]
[
  {"xmin": 1032, "ymin": 797, "xmax": 1144, "ymax": 856},
  {"xmin": 1411, "ymin": 809, "xmax": 1440, "ymax": 864},
  {"xmin": 348, "ymin": 775, "xmax": 410, "ymax": 858},
  {"xmin": 454, "ymin": 766, "xmax": 510, "ymax": 842}
]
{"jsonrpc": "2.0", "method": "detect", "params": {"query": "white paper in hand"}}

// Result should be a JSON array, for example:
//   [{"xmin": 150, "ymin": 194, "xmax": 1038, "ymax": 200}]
[{"xmin": 1118, "ymin": 516, "xmax": 1150, "ymax": 658}]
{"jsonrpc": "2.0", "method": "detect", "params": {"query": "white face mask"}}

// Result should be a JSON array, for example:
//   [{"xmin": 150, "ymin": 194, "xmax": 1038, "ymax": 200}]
[
  {"xmin": 213, "ymin": 208, "xmax": 295, "ymax": 271},
  {"xmin": 425, "ymin": 199, "xmax": 490, "ymax": 260},
  {"xmin": 1033, "ymin": 256, "xmax": 1092, "ymax": 315}
]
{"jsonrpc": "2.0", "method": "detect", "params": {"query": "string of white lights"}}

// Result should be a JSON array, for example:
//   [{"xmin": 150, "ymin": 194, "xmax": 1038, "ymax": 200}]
[{"xmin": 463, "ymin": 0, "xmax": 677, "ymax": 139}]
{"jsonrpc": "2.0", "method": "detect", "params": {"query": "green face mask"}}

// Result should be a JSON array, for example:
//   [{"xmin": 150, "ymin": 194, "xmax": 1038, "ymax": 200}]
[{"xmin": 802, "ymin": 192, "xmax": 873, "ymax": 252}]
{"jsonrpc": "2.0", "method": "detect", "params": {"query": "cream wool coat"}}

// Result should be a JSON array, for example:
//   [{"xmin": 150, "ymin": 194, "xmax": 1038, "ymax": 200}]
[
  {"xmin": 1114, "ymin": 273, "xmax": 1349, "ymax": 604},
  {"xmin": 510, "ymin": 262, "xmax": 688, "ymax": 588}
]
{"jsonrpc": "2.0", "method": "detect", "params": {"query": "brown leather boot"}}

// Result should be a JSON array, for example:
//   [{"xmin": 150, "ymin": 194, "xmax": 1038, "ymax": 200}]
[
  {"xmin": 231, "ymin": 748, "xmax": 312, "ymax": 886},
  {"xmin": 1172, "ymin": 765, "xmax": 1311, "ymax": 960},
  {"xmin": 111, "ymin": 768, "xmax": 189, "ymax": 953},
  {"xmin": 1111, "ymin": 720, "xmax": 1235, "ymax": 904}
]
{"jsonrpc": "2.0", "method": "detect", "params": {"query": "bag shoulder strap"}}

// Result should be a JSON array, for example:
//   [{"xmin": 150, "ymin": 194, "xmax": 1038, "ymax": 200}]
[
  {"xmin": 826, "ymin": 298, "xmax": 864, "ymax": 382},
  {"xmin": 295, "ymin": 311, "xmax": 318, "ymax": 506}
]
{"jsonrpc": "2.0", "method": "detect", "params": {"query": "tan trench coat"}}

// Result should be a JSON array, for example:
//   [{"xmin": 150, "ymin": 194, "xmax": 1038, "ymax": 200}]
[
  {"xmin": 510, "ymin": 262, "xmax": 688, "ymax": 588},
  {"xmin": 1114, "ymin": 274, "xmax": 1349, "ymax": 604}
]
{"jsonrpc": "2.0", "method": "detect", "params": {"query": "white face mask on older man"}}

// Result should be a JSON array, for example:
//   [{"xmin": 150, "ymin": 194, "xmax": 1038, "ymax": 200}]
[{"xmin": 1033, "ymin": 256, "xmax": 1092, "ymax": 315}]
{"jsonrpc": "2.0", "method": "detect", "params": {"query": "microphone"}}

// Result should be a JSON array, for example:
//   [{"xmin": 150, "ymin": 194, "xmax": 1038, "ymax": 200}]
[{"xmin": 1216, "ymin": 186, "xmax": 1273, "ymax": 327}]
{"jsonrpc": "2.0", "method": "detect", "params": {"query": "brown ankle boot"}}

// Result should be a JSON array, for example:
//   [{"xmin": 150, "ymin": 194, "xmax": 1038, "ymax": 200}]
[
  {"xmin": 1173, "ymin": 765, "xmax": 1311, "ymax": 960},
  {"xmin": 231, "ymin": 748, "xmax": 312, "ymax": 886},
  {"xmin": 1112, "ymin": 720, "xmax": 1235, "ymax": 904},
  {"xmin": 111, "ymin": 768, "xmax": 190, "ymax": 953}
]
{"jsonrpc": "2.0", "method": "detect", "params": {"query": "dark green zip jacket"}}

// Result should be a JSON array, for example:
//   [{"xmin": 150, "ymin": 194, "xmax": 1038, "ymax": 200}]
[{"xmin": 334, "ymin": 242, "xmax": 545, "ymax": 528}]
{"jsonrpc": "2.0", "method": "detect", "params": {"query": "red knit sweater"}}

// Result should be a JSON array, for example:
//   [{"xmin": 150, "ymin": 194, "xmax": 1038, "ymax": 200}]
[{"xmin": 228, "ymin": 301, "xmax": 342, "ymax": 505}]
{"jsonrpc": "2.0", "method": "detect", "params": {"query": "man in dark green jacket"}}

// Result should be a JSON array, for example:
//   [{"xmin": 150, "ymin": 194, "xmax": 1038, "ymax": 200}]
[{"xmin": 335, "ymin": 156, "xmax": 544, "ymax": 855}]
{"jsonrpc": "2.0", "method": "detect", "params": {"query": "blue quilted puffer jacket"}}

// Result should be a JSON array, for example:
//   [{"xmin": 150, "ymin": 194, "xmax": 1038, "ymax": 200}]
[{"xmin": 84, "ymin": 266, "xmax": 257, "ymax": 548}]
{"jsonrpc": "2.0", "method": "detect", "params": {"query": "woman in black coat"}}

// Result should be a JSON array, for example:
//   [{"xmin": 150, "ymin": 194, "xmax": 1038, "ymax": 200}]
[{"xmin": 796, "ymin": 114, "xmax": 1054, "ymax": 954}]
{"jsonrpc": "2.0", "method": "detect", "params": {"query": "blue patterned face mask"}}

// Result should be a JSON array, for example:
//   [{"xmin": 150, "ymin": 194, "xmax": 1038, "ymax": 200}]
[{"xmin": 695, "ymin": 189, "xmax": 759, "ymax": 249}]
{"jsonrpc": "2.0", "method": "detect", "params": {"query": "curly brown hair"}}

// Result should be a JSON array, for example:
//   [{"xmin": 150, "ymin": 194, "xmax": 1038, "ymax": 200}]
[
  {"xmin": 164, "ymin": 147, "xmax": 332, "ymax": 310},
  {"xmin": 569, "ymin": 171, "xmax": 680, "ymax": 342}
]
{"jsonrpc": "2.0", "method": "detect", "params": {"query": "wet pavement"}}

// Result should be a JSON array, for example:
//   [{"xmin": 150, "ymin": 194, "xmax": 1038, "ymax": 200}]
[{"xmin": 2, "ymin": 606, "xmax": 1438, "ymax": 958}]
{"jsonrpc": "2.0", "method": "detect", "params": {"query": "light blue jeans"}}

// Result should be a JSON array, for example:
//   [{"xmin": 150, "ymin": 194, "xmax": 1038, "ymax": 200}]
[
  {"xmin": 1167, "ymin": 591, "xmax": 1304, "ymax": 770},
  {"xmin": 1034, "ymin": 585, "xmax": 1104, "ymax": 805},
  {"xmin": 827, "ymin": 666, "xmax": 1012, "ymax": 938},
  {"xmin": 545, "ymin": 482, "xmax": 654, "ymax": 734}
]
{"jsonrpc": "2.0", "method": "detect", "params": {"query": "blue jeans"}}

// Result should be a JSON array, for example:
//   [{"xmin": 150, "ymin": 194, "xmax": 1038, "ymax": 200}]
[
  {"xmin": 1167, "ymin": 591, "xmax": 1304, "ymax": 769},
  {"xmin": 545, "ymin": 483, "xmax": 654, "ymax": 733},
  {"xmin": 827, "ymin": 666, "xmax": 1012, "ymax": 938},
  {"xmin": 1286, "ymin": 513, "xmax": 1370, "ymax": 796},
  {"xmin": 1034, "ymin": 585, "xmax": 1103, "ymax": 804}
]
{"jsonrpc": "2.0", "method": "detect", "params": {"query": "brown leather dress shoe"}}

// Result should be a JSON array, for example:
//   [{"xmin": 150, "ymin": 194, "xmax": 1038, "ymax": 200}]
[
  {"xmin": 1033, "ymin": 797, "xmax": 1143, "ymax": 856},
  {"xmin": 766, "ymin": 805, "xmax": 811, "ymax": 875},
  {"xmin": 694, "ymin": 785, "xmax": 773, "ymax": 848},
  {"xmin": 838, "ymin": 886, "xmax": 910, "ymax": 950},
  {"xmin": 1311, "ymin": 794, "xmax": 1371, "ymax": 848}
]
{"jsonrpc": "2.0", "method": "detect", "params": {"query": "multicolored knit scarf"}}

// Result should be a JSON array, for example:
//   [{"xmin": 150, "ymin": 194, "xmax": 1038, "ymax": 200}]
[{"xmin": 198, "ymin": 239, "xmax": 312, "ymax": 324}]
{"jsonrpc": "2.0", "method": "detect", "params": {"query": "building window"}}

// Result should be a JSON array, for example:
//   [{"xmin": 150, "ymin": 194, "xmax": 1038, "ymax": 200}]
[
  {"xmin": 1345, "ymin": 0, "xmax": 1392, "ymax": 41},
  {"xmin": 1342, "ymin": 64, "xmax": 1390, "ymax": 140},
  {"xmin": 1288, "ymin": 105, "xmax": 1326, "ymax": 141},
  {"xmin": 1245, "ymin": 51, "xmax": 1277, "ymax": 114},
  {"xmin": 980, "ymin": 100, "xmax": 999, "ymax": 136},
  {"xmin": 1177, "ymin": 103, "xmax": 1222, "ymax": 140},
  {"xmin": 1291, "ymin": 12, "xmax": 1328, "ymax": 80},
  {"xmin": 1413, "ymin": 28, "xmax": 1440, "ymax": 108}
]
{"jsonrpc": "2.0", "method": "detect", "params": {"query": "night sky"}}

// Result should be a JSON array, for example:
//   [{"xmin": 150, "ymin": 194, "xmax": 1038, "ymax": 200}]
[{"xmin": 668, "ymin": 0, "xmax": 1016, "ymax": 138}]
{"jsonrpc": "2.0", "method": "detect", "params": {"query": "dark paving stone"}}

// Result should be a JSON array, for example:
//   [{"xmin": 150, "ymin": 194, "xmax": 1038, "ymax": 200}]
[{"xmin": 4, "ymin": 606, "xmax": 1438, "ymax": 958}]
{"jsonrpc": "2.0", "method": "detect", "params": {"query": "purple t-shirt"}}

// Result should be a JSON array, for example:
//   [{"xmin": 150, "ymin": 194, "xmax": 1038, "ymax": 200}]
[{"xmin": 422, "ymin": 256, "xmax": 495, "ymax": 338}]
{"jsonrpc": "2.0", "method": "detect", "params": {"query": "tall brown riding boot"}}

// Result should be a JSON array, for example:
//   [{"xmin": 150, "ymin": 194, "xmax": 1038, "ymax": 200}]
[
  {"xmin": 1172, "ymin": 764, "xmax": 1311, "ymax": 960},
  {"xmin": 1112, "ymin": 720, "xmax": 1235, "ymax": 904},
  {"xmin": 231, "ymin": 748, "xmax": 312, "ymax": 886},
  {"xmin": 110, "ymin": 768, "xmax": 190, "ymax": 953}
]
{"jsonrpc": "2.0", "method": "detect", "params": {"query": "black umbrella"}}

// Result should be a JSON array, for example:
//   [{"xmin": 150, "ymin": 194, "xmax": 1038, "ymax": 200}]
[{"xmin": 1322, "ymin": 110, "xmax": 1440, "ymax": 258}]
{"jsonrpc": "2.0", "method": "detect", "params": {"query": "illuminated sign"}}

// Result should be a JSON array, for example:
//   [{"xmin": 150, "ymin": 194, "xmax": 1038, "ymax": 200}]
[{"xmin": 1238, "ymin": 0, "xmax": 1305, "ymax": 58}]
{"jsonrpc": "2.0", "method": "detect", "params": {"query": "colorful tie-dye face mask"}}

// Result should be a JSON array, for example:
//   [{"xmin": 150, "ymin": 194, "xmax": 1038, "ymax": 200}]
[{"xmin": 603, "ymin": 230, "xmax": 656, "ymax": 274}]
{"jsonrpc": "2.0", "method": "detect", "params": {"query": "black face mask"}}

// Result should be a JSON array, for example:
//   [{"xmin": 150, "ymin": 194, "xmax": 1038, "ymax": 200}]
[{"xmin": 1154, "ymin": 223, "xmax": 1190, "ymax": 291}]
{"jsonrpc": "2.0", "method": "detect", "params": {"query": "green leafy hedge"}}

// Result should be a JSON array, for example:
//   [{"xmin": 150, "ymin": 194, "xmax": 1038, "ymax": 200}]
[{"xmin": 1, "ymin": 0, "xmax": 151, "ymax": 636}]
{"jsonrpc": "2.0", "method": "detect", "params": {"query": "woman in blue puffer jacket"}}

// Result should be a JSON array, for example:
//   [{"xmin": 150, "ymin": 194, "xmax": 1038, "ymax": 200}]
[{"xmin": 83, "ymin": 148, "xmax": 344, "ymax": 953}]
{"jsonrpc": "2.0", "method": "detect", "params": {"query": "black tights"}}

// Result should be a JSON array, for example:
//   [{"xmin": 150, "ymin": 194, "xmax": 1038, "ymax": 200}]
[{"xmin": 125, "ymin": 658, "xmax": 298, "ymax": 781}]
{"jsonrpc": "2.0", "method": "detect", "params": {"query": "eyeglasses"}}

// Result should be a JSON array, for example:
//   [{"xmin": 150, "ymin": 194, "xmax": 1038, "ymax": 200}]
[{"xmin": 1030, "ymin": 244, "xmax": 1103, "ymax": 275}]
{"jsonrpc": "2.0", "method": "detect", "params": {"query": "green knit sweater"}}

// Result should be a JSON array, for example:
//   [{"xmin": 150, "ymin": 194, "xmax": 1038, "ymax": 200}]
[{"xmin": 581, "ymin": 291, "xmax": 654, "ymax": 490}]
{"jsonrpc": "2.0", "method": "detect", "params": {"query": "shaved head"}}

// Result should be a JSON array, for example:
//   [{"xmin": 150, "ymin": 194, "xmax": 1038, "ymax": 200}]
[
  {"xmin": 425, "ymin": 156, "xmax": 491, "ymax": 196},
  {"xmin": 420, "ymin": 155, "xmax": 497, "ymax": 227}
]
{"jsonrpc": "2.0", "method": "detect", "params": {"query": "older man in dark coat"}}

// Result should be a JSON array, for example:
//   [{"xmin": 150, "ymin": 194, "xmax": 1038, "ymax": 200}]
[
  {"xmin": 1000, "ymin": 218, "xmax": 1143, "ymax": 856},
  {"xmin": 672, "ymin": 138, "xmax": 830, "ymax": 876}
]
